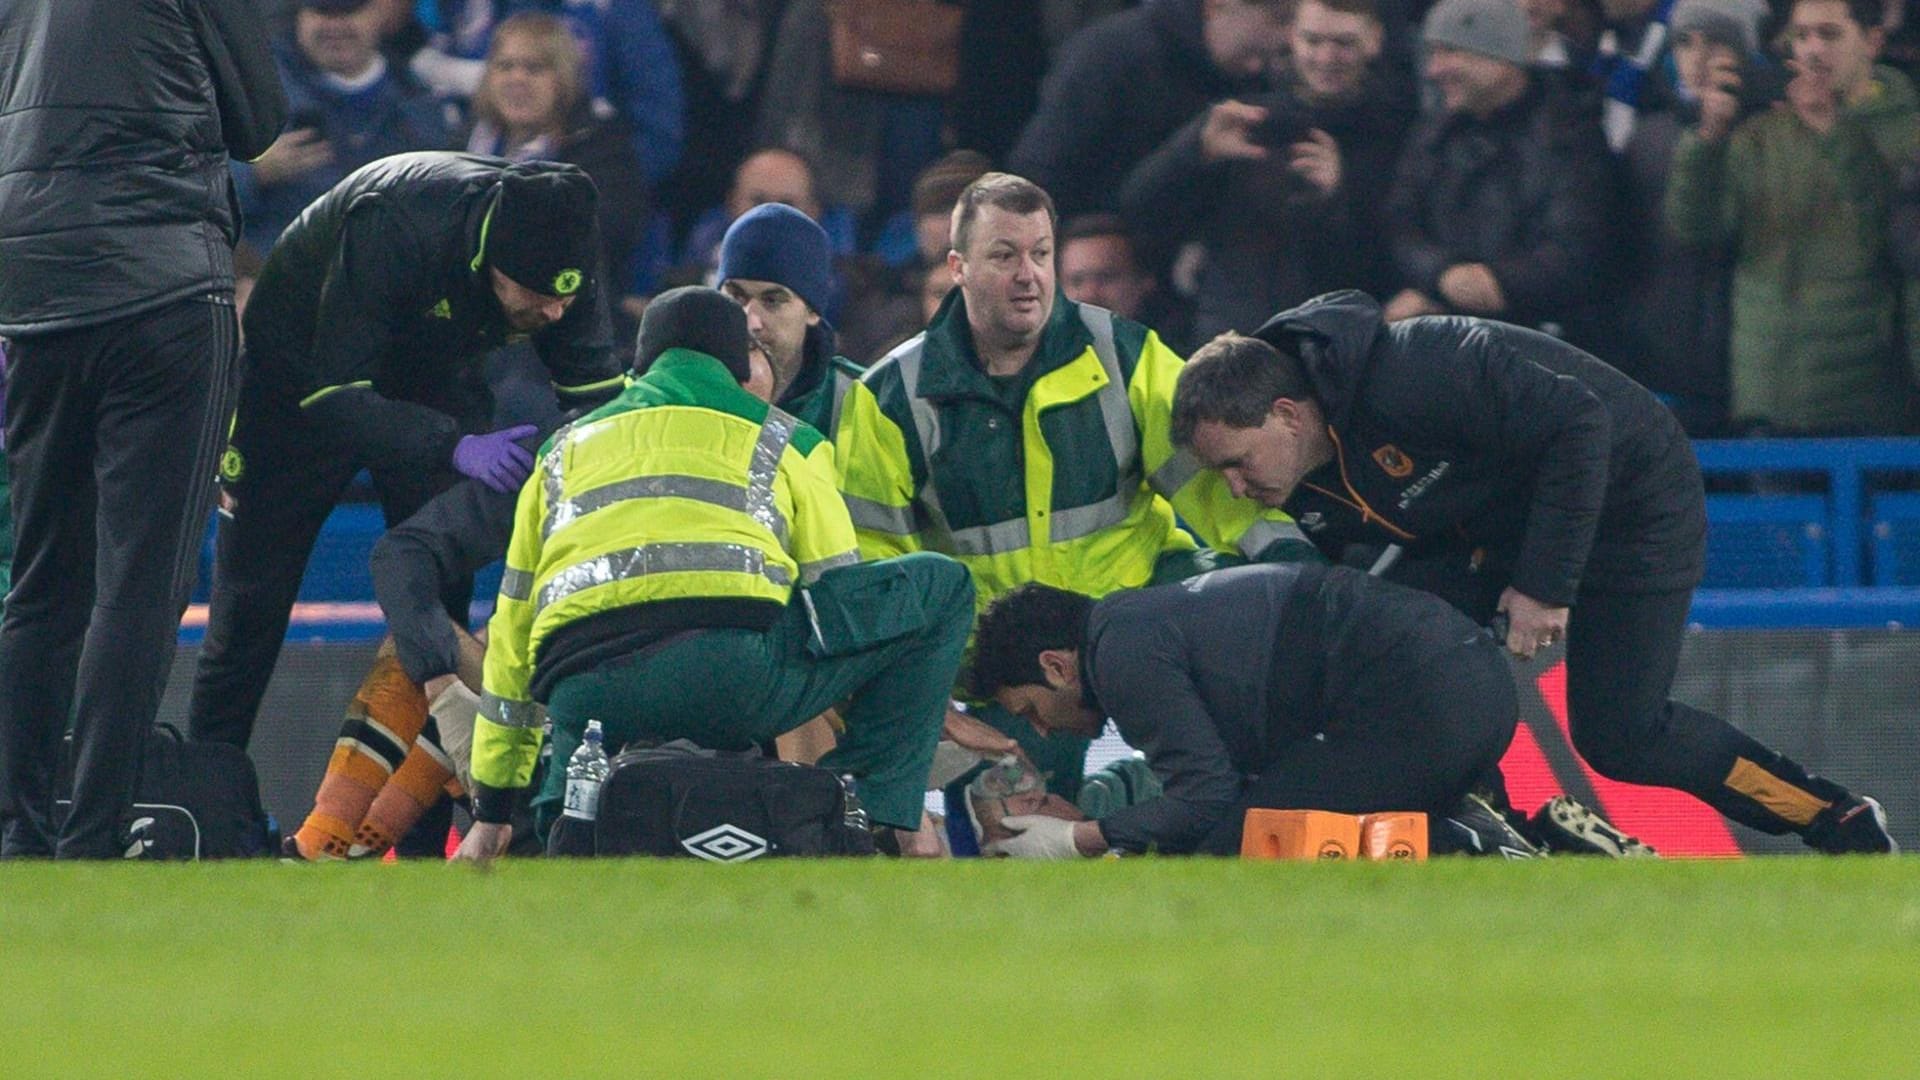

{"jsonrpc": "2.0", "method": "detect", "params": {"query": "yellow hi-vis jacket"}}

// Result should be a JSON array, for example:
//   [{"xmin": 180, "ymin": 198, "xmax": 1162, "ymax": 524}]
[
  {"xmin": 832, "ymin": 292, "xmax": 1310, "ymax": 610},
  {"xmin": 471, "ymin": 350, "xmax": 859, "ymax": 798}
]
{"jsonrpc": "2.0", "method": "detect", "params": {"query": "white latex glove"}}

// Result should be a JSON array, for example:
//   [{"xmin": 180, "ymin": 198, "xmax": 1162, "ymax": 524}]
[
  {"xmin": 453, "ymin": 821, "xmax": 511, "ymax": 864},
  {"xmin": 428, "ymin": 679, "xmax": 482, "ymax": 794},
  {"xmin": 984, "ymin": 814, "xmax": 1083, "ymax": 860}
]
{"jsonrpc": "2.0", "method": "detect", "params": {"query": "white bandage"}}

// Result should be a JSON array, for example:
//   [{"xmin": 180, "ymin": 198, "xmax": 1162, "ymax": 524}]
[{"xmin": 428, "ymin": 680, "xmax": 483, "ymax": 794}]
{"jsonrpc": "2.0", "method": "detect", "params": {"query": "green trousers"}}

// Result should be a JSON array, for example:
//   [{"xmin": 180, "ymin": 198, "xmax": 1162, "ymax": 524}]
[
  {"xmin": 540, "ymin": 553, "xmax": 975, "ymax": 831},
  {"xmin": 0, "ymin": 441, "xmax": 11, "ymax": 597}
]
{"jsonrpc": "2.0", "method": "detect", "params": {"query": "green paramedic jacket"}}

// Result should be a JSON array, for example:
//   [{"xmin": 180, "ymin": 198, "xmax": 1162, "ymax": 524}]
[
  {"xmin": 832, "ymin": 290, "xmax": 1312, "ymax": 609},
  {"xmin": 471, "ymin": 350, "xmax": 860, "ymax": 804}
]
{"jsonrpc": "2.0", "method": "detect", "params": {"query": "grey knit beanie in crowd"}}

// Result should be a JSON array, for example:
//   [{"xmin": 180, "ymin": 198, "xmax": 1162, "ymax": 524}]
[
  {"xmin": 1423, "ymin": 0, "xmax": 1533, "ymax": 67},
  {"xmin": 1669, "ymin": 0, "xmax": 1763, "ymax": 55}
]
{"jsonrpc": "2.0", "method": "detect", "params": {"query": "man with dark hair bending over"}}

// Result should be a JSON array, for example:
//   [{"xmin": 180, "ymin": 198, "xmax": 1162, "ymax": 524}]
[
  {"xmin": 970, "ymin": 564, "xmax": 1562, "ymax": 858},
  {"xmin": 1170, "ymin": 291, "xmax": 1896, "ymax": 853}
]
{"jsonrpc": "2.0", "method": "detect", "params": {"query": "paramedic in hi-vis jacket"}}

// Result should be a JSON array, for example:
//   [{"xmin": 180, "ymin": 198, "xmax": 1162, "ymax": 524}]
[
  {"xmin": 457, "ymin": 288, "xmax": 975, "ymax": 861},
  {"xmin": 832, "ymin": 173, "xmax": 1318, "ymax": 800}
]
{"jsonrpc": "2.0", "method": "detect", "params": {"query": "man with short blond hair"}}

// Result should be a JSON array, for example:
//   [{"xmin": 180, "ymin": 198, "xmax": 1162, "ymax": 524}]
[{"xmin": 833, "ymin": 172, "xmax": 1311, "ymax": 798}]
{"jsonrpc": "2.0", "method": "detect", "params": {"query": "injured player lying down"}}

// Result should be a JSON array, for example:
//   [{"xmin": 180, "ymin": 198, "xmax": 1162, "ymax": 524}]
[{"xmin": 968, "ymin": 563, "xmax": 1650, "ymax": 859}]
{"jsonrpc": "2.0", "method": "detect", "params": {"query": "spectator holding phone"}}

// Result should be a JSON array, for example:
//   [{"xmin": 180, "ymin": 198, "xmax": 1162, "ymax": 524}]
[
  {"xmin": 1667, "ymin": 0, "xmax": 1919, "ymax": 434},
  {"xmin": 1120, "ymin": 0, "xmax": 1417, "ymax": 339},
  {"xmin": 232, "ymin": 0, "xmax": 453, "ymax": 253},
  {"xmin": 1381, "ymin": 0, "xmax": 1620, "ymax": 353},
  {"xmin": 1614, "ymin": 0, "xmax": 1776, "ymax": 434}
]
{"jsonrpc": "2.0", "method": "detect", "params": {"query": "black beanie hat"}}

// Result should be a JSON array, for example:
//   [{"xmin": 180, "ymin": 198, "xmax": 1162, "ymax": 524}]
[
  {"xmin": 487, "ymin": 163, "xmax": 599, "ymax": 298},
  {"xmin": 635, "ymin": 286, "xmax": 753, "ymax": 381}
]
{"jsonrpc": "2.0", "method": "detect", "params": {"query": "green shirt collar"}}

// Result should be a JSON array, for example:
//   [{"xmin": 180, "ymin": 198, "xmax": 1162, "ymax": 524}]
[{"xmin": 916, "ymin": 288, "xmax": 1093, "ymax": 402}]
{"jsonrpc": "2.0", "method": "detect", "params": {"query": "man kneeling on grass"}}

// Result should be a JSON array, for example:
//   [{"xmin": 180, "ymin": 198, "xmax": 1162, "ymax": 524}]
[{"xmin": 970, "ymin": 563, "xmax": 1650, "ymax": 858}]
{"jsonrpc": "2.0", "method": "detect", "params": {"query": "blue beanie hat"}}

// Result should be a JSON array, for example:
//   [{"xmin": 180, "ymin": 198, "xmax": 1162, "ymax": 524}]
[{"xmin": 718, "ymin": 203, "xmax": 834, "ymax": 316}]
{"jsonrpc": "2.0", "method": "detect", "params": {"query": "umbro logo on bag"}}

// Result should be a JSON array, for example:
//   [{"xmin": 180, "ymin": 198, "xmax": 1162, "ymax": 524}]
[
  {"xmin": 123, "ymin": 817, "xmax": 155, "ymax": 859},
  {"xmin": 680, "ymin": 823, "xmax": 771, "ymax": 863}
]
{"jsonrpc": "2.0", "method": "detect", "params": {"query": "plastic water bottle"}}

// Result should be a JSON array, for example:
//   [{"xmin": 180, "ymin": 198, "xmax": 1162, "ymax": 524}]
[
  {"xmin": 839, "ymin": 774, "xmax": 869, "ymax": 832},
  {"xmin": 562, "ymin": 720, "xmax": 610, "ymax": 821}
]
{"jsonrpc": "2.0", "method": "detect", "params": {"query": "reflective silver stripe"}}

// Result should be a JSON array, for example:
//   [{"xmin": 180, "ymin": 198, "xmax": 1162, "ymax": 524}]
[
  {"xmin": 499, "ymin": 567, "xmax": 535, "ymax": 602},
  {"xmin": 1149, "ymin": 449, "xmax": 1203, "ymax": 500},
  {"xmin": 1049, "ymin": 491, "xmax": 1133, "ymax": 543},
  {"xmin": 880, "ymin": 314, "xmax": 1146, "ymax": 558},
  {"xmin": 887, "ymin": 337, "xmax": 957, "ymax": 540},
  {"xmin": 947, "ymin": 517, "xmax": 1031, "ymax": 557},
  {"xmin": 888, "ymin": 335, "xmax": 942, "ymax": 462},
  {"xmin": 1237, "ymin": 519, "xmax": 1310, "ymax": 559},
  {"xmin": 480, "ymin": 692, "xmax": 539, "ymax": 730},
  {"xmin": 541, "ymin": 419, "xmax": 578, "ymax": 519},
  {"xmin": 843, "ymin": 492, "xmax": 917, "ymax": 535},
  {"xmin": 1368, "ymin": 543, "xmax": 1404, "ymax": 576},
  {"xmin": 748, "ymin": 408, "xmax": 798, "ymax": 538},
  {"xmin": 546, "ymin": 474, "xmax": 788, "ymax": 544},
  {"xmin": 798, "ymin": 549, "xmax": 861, "ymax": 584},
  {"xmin": 829, "ymin": 370, "xmax": 856, "ymax": 438},
  {"xmin": 539, "ymin": 409, "xmax": 793, "ymax": 540},
  {"xmin": 1078, "ymin": 305, "xmax": 1140, "ymax": 477},
  {"xmin": 538, "ymin": 542, "xmax": 793, "ymax": 611}
]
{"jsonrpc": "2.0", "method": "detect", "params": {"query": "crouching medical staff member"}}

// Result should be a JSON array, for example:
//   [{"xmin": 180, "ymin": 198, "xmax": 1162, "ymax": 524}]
[{"xmin": 457, "ymin": 288, "xmax": 976, "ymax": 860}]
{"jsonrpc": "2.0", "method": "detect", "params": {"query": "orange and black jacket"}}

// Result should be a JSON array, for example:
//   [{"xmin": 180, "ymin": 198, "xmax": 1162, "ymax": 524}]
[{"xmin": 1251, "ymin": 290, "xmax": 1705, "ymax": 606}]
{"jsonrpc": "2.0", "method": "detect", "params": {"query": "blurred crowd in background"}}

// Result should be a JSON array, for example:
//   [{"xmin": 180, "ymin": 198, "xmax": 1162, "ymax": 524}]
[{"xmin": 236, "ymin": 0, "xmax": 1920, "ymax": 438}]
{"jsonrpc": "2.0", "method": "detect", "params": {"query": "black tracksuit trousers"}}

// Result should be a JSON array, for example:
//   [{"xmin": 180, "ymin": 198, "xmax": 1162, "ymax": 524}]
[
  {"xmin": 185, "ymin": 373, "xmax": 471, "ymax": 751},
  {"xmin": 1384, "ymin": 548, "xmax": 1851, "ymax": 836},
  {"xmin": 1192, "ymin": 584, "xmax": 1518, "ymax": 856},
  {"xmin": 1564, "ymin": 586, "xmax": 1849, "ymax": 834},
  {"xmin": 0, "ymin": 296, "xmax": 239, "ymax": 858}
]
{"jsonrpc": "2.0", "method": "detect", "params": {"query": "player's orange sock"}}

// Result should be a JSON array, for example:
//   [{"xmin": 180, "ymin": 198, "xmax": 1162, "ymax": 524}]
[
  {"xmin": 351, "ymin": 735, "xmax": 456, "ymax": 857},
  {"xmin": 291, "ymin": 654, "xmax": 428, "ymax": 860}
]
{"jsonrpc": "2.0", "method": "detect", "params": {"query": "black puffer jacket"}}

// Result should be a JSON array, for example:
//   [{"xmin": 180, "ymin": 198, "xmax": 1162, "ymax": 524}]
[
  {"xmin": 243, "ymin": 153, "xmax": 621, "ymax": 470},
  {"xmin": 0, "ymin": 0, "xmax": 286, "ymax": 335},
  {"xmin": 1383, "ymin": 82, "xmax": 1620, "ymax": 351},
  {"xmin": 1006, "ymin": 0, "xmax": 1263, "ymax": 217},
  {"xmin": 1252, "ymin": 291, "xmax": 1705, "ymax": 604}
]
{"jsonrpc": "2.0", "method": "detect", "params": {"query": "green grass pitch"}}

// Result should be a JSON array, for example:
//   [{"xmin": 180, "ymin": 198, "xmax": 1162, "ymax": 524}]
[{"xmin": 2, "ymin": 857, "xmax": 1916, "ymax": 1078}]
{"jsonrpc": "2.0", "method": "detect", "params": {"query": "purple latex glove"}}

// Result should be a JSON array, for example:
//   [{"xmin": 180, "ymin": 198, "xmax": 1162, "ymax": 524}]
[{"xmin": 452, "ymin": 424, "xmax": 538, "ymax": 494}]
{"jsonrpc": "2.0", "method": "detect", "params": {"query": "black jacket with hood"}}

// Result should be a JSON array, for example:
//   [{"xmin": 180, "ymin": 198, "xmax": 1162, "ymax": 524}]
[
  {"xmin": 1383, "ymin": 80, "xmax": 1620, "ymax": 352},
  {"xmin": 0, "ymin": 0, "xmax": 287, "ymax": 336},
  {"xmin": 1252, "ymin": 291, "xmax": 1704, "ymax": 605},
  {"xmin": 242, "ymin": 152, "xmax": 622, "ymax": 472}
]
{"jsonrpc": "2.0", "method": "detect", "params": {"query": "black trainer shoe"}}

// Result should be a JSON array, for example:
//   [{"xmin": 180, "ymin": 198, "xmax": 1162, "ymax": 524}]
[
  {"xmin": 1805, "ymin": 795, "xmax": 1898, "ymax": 854},
  {"xmin": 1433, "ymin": 793, "xmax": 1543, "ymax": 859},
  {"xmin": 1527, "ymin": 795, "xmax": 1657, "ymax": 858}
]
